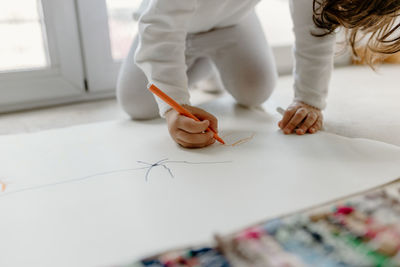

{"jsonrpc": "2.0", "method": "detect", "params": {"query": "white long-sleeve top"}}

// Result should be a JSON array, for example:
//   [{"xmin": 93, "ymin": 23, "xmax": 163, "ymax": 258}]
[{"xmin": 134, "ymin": 0, "xmax": 336, "ymax": 116}]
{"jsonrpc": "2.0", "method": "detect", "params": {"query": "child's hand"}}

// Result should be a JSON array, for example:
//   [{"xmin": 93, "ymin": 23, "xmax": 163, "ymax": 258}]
[
  {"xmin": 165, "ymin": 105, "xmax": 218, "ymax": 148},
  {"xmin": 278, "ymin": 101, "xmax": 323, "ymax": 135}
]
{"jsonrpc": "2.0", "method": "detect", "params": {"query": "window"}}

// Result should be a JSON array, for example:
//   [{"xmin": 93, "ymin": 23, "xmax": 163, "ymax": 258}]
[
  {"xmin": 77, "ymin": 0, "xmax": 141, "ymax": 92},
  {"xmin": 0, "ymin": 0, "xmax": 49, "ymax": 72},
  {"xmin": 106, "ymin": 0, "xmax": 140, "ymax": 61},
  {"xmin": 0, "ymin": 0, "xmax": 84, "ymax": 113},
  {"xmin": 256, "ymin": 0, "xmax": 293, "ymax": 47},
  {"xmin": 256, "ymin": 0, "xmax": 293, "ymax": 74}
]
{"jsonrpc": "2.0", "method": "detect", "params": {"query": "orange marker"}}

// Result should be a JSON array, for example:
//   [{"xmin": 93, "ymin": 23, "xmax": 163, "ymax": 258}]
[{"xmin": 149, "ymin": 84, "xmax": 225, "ymax": 144}]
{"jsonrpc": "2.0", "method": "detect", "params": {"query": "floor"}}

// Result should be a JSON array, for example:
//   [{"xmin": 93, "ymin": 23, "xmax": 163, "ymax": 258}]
[
  {"xmin": 273, "ymin": 65, "xmax": 400, "ymax": 147},
  {"xmin": 0, "ymin": 98, "xmax": 125, "ymax": 135},
  {"xmin": 0, "ymin": 89, "xmax": 217, "ymax": 135}
]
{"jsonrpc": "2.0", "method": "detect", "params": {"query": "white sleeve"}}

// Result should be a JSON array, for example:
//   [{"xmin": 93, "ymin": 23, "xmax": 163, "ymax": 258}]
[
  {"xmin": 134, "ymin": 0, "xmax": 196, "ymax": 116},
  {"xmin": 290, "ymin": 0, "xmax": 336, "ymax": 110}
]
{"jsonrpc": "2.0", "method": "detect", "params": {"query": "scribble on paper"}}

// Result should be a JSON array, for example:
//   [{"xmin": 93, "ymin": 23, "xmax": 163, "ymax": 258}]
[
  {"xmin": 0, "ymin": 159, "xmax": 232, "ymax": 198},
  {"xmin": 222, "ymin": 132, "xmax": 256, "ymax": 147},
  {"xmin": 230, "ymin": 133, "xmax": 255, "ymax": 147},
  {"xmin": 0, "ymin": 180, "xmax": 7, "ymax": 192}
]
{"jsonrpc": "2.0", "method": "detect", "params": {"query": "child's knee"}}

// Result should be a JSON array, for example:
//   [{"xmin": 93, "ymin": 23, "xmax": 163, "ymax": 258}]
[
  {"xmin": 117, "ymin": 83, "xmax": 159, "ymax": 120},
  {"xmin": 234, "ymin": 72, "xmax": 277, "ymax": 107}
]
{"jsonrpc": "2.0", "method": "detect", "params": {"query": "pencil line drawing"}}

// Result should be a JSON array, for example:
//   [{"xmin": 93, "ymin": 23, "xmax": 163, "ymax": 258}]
[
  {"xmin": 137, "ymin": 158, "xmax": 231, "ymax": 181},
  {"xmin": 0, "ymin": 159, "xmax": 232, "ymax": 198}
]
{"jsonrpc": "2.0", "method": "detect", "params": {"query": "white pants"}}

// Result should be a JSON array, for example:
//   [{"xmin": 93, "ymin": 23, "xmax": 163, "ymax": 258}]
[{"xmin": 117, "ymin": 10, "xmax": 278, "ymax": 119}]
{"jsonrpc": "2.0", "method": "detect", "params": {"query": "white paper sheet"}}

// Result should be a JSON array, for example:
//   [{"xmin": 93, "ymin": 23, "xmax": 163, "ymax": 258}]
[{"xmin": 0, "ymin": 96, "xmax": 399, "ymax": 267}]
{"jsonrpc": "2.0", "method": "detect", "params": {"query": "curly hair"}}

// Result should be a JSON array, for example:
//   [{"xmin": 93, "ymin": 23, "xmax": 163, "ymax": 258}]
[{"xmin": 312, "ymin": 0, "xmax": 400, "ymax": 65}]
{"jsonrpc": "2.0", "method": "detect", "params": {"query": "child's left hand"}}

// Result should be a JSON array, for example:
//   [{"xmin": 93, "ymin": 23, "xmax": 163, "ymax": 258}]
[{"xmin": 278, "ymin": 101, "xmax": 323, "ymax": 135}]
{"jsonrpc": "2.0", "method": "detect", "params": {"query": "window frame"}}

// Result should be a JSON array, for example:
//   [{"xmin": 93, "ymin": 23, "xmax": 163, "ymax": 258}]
[{"xmin": 76, "ymin": 0, "xmax": 126, "ymax": 93}]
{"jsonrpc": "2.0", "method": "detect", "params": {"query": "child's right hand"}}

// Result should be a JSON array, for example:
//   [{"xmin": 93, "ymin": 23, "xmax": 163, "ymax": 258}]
[
  {"xmin": 278, "ymin": 101, "xmax": 323, "ymax": 135},
  {"xmin": 165, "ymin": 105, "xmax": 218, "ymax": 148}
]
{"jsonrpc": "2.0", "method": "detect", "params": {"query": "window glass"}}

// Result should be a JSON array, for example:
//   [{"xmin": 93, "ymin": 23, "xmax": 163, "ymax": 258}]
[
  {"xmin": 106, "ymin": 0, "xmax": 141, "ymax": 60},
  {"xmin": 0, "ymin": 0, "xmax": 49, "ymax": 72},
  {"xmin": 256, "ymin": 0, "xmax": 293, "ymax": 47}
]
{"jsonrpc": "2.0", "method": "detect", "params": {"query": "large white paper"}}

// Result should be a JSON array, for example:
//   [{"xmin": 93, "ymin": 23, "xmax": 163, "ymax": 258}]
[{"xmin": 0, "ymin": 96, "xmax": 399, "ymax": 267}]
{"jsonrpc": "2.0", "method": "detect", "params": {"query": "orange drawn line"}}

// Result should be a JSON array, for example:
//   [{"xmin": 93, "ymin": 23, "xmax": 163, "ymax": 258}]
[
  {"xmin": 0, "ymin": 181, "xmax": 6, "ymax": 192},
  {"xmin": 227, "ymin": 133, "xmax": 256, "ymax": 147},
  {"xmin": 231, "ymin": 135, "xmax": 255, "ymax": 147}
]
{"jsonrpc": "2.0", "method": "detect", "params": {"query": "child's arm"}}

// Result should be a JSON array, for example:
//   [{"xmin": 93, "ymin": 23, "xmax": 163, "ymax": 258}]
[
  {"xmin": 135, "ymin": 1, "xmax": 217, "ymax": 148},
  {"xmin": 135, "ymin": 0, "xmax": 196, "ymax": 117},
  {"xmin": 279, "ymin": 0, "xmax": 336, "ymax": 135}
]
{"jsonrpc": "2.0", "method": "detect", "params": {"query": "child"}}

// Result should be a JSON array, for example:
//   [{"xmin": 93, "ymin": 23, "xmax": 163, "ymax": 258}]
[{"xmin": 117, "ymin": 0, "xmax": 400, "ymax": 148}]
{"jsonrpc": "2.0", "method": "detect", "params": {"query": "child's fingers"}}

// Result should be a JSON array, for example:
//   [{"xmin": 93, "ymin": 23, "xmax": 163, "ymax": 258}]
[
  {"xmin": 176, "ymin": 130, "xmax": 214, "ymax": 145},
  {"xmin": 308, "ymin": 119, "xmax": 323, "ymax": 134},
  {"xmin": 188, "ymin": 106, "xmax": 219, "ymax": 133},
  {"xmin": 279, "ymin": 107, "xmax": 298, "ymax": 129},
  {"xmin": 176, "ymin": 115, "xmax": 210, "ymax": 134},
  {"xmin": 296, "ymin": 112, "xmax": 318, "ymax": 135},
  {"xmin": 283, "ymin": 108, "xmax": 308, "ymax": 134},
  {"xmin": 177, "ymin": 135, "xmax": 216, "ymax": 148}
]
